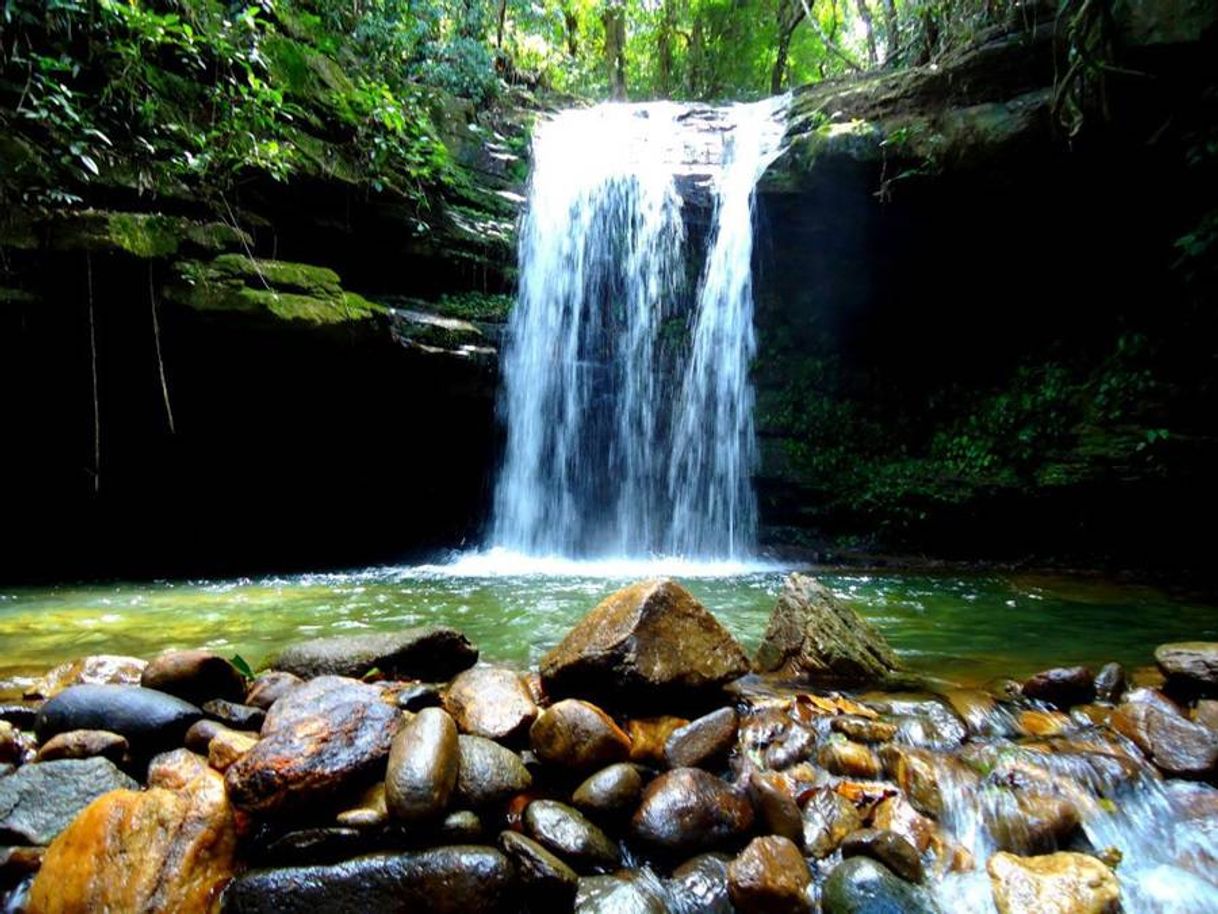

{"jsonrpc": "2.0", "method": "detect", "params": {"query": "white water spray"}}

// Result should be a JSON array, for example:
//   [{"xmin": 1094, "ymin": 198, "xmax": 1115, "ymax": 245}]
[{"xmin": 491, "ymin": 97, "xmax": 788, "ymax": 561}]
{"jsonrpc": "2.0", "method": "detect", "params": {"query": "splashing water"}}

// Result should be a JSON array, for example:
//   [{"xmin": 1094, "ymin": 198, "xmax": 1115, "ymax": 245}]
[{"xmin": 491, "ymin": 97, "xmax": 788, "ymax": 561}]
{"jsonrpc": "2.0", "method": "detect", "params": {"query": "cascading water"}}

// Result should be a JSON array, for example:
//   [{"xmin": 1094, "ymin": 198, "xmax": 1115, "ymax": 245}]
[{"xmin": 491, "ymin": 97, "xmax": 788, "ymax": 561}]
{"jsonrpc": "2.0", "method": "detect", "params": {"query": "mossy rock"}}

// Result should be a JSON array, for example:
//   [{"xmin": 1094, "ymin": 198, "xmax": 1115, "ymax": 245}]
[
  {"xmin": 165, "ymin": 255, "xmax": 383, "ymax": 326},
  {"xmin": 30, "ymin": 211, "xmax": 250, "ymax": 258},
  {"xmin": 0, "ymin": 287, "xmax": 37, "ymax": 304},
  {"xmin": 262, "ymin": 34, "xmax": 356, "ymax": 106}
]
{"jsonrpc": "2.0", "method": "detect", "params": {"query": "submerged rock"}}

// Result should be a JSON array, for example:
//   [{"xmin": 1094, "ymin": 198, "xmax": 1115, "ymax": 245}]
[
  {"xmin": 524, "ymin": 800, "xmax": 620, "ymax": 873},
  {"xmin": 221, "ymin": 846, "xmax": 515, "ymax": 914},
  {"xmin": 26, "ymin": 751, "xmax": 235, "ymax": 913},
  {"xmin": 986, "ymin": 851, "xmax": 1119, "ymax": 914},
  {"xmin": 753, "ymin": 574, "xmax": 899, "ymax": 684},
  {"xmin": 33, "ymin": 684, "xmax": 201, "ymax": 754},
  {"xmin": 727, "ymin": 835, "xmax": 811, "ymax": 914},
  {"xmin": 530, "ymin": 699, "xmax": 632, "ymax": 771},
  {"xmin": 454, "ymin": 734, "xmax": 532, "ymax": 807},
  {"xmin": 0, "ymin": 757, "xmax": 137, "ymax": 845},
  {"xmin": 386, "ymin": 707, "xmax": 459, "ymax": 822},
  {"xmin": 670, "ymin": 854, "xmax": 734, "ymax": 914},
  {"xmin": 821, "ymin": 857, "xmax": 939, "ymax": 914},
  {"xmin": 272, "ymin": 627, "xmax": 478, "ymax": 681},
  {"xmin": 225, "ymin": 676, "xmax": 400, "ymax": 813},
  {"xmin": 444, "ymin": 666, "xmax": 538, "ymax": 743},
  {"xmin": 24, "ymin": 655, "xmax": 146, "ymax": 700},
  {"xmin": 141, "ymin": 650, "xmax": 247, "ymax": 705},
  {"xmin": 540, "ymin": 579, "xmax": 750, "ymax": 703},
  {"xmin": 801, "ymin": 787, "xmax": 863, "ymax": 859},
  {"xmin": 633, "ymin": 768, "xmax": 753, "ymax": 855},
  {"xmin": 840, "ymin": 829, "xmax": 924, "ymax": 884}
]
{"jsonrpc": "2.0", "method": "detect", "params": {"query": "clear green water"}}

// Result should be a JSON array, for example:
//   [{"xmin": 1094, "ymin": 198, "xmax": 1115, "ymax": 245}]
[{"xmin": 2, "ymin": 561, "xmax": 1215, "ymax": 691}]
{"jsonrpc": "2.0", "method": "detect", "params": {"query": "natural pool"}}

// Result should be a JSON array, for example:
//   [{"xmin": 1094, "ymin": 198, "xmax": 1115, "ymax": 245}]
[{"xmin": 2, "ymin": 554, "xmax": 1215, "ymax": 690}]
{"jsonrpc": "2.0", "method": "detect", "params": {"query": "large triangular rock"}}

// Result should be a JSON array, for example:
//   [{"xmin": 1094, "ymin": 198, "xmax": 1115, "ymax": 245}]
[
  {"xmin": 540, "ymin": 579, "xmax": 749, "ymax": 704},
  {"xmin": 754, "ymin": 574, "xmax": 900, "ymax": 684}
]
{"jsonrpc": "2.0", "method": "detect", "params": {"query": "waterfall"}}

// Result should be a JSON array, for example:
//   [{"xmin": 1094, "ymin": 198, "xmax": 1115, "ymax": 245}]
[{"xmin": 491, "ymin": 97, "xmax": 788, "ymax": 561}]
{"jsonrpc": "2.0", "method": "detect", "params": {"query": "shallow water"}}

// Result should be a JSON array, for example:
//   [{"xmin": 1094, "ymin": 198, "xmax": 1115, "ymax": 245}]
[{"xmin": 1, "ymin": 553, "xmax": 1214, "ymax": 690}]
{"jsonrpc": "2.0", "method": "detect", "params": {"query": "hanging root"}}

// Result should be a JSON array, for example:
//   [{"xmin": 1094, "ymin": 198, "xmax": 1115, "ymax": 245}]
[
  {"xmin": 149, "ymin": 263, "xmax": 175, "ymax": 434},
  {"xmin": 86, "ymin": 252, "xmax": 100, "ymax": 494}
]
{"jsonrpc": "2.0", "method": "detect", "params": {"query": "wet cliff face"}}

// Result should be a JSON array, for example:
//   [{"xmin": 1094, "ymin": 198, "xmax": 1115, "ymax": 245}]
[{"xmin": 749, "ymin": 6, "xmax": 1218, "ymax": 571}]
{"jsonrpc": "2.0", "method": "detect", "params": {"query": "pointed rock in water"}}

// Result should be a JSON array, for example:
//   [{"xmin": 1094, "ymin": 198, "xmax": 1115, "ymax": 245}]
[
  {"xmin": 24, "ymin": 655, "xmax": 146, "ymax": 700},
  {"xmin": 530, "ymin": 699, "xmax": 632, "ymax": 771},
  {"xmin": 753, "ymin": 574, "xmax": 899, "ymax": 684},
  {"xmin": 221, "ymin": 847, "xmax": 515, "ymax": 914},
  {"xmin": 822, "ymin": 857, "xmax": 940, "ymax": 914},
  {"xmin": 0, "ymin": 757, "xmax": 138, "ymax": 846},
  {"xmin": 271, "ymin": 627, "xmax": 478, "ymax": 681},
  {"xmin": 633, "ymin": 768, "xmax": 754, "ymax": 855},
  {"xmin": 540, "ymin": 579, "xmax": 750, "ymax": 704},
  {"xmin": 141, "ymin": 649, "xmax": 247, "ymax": 705},
  {"xmin": 444, "ymin": 666, "xmax": 538, "ymax": 742},
  {"xmin": 386, "ymin": 707, "xmax": 459, "ymax": 821},
  {"xmin": 25, "ymin": 751, "xmax": 235, "ymax": 914},
  {"xmin": 225, "ymin": 676, "xmax": 401, "ymax": 814},
  {"xmin": 34, "ymin": 685, "xmax": 201, "ymax": 755},
  {"xmin": 454, "ymin": 734, "xmax": 533, "ymax": 807},
  {"xmin": 727, "ymin": 835, "xmax": 811, "ymax": 914},
  {"xmin": 986, "ymin": 851, "xmax": 1119, "ymax": 914}
]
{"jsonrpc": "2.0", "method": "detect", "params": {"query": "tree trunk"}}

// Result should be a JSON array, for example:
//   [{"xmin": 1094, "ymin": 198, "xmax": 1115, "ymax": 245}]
[
  {"xmin": 602, "ymin": 3, "xmax": 627, "ymax": 100},
  {"xmin": 496, "ymin": 0, "xmax": 508, "ymax": 48},
  {"xmin": 854, "ymin": 0, "xmax": 878, "ymax": 67},
  {"xmin": 658, "ymin": 0, "xmax": 676, "ymax": 97},
  {"xmin": 880, "ymin": 0, "xmax": 898, "ymax": 64},
  {"xmin": 562, "ymin": 4, "xmax": 579, "ymax": 57}
]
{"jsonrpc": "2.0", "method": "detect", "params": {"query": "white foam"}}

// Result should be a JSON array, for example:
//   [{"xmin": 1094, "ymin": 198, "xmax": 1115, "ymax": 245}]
[{"xmin": 419, "ymin": 547, "xmax": 787, "ymax": 579}]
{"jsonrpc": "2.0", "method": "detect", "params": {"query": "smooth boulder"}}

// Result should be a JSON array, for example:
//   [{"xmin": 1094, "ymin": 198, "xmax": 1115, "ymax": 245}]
[
  {"xmin": 753, "ymin": 574, "xmax": 899, "ymax": 684},
  {"xmin": 26, "ymin": 751, "xmax": 235, "ymax": 913},
  {"xmin": 664, "ymin": 707, "xmax": 738, "ymax": 769},
  {"xmin": 454, "ymin": 734, "xmax": 533, "ymax": 807},
  {"xmin": 530, "ymin": 699, "xmax": 632, "ymax": 771},
  {"xmin": 987, "ymin": 851, "xmax": 1119, "ymax": 914},
  {"xmin": 499, "ymin": 831, "xmax": 579, "ymax": 908},
  {"xmin": 524, "ymin": 800, "xmax": 620, "ymax": 873},
  {"xmin": 1109, "ymin": 697, "xmax": 1218, "ymax": 778},
  {"xmin": 221, "ymin": 846, "xmax": 515, "ymax": 914},
  {"xmin": 34, "ymin": 685, "xmax": 201, "ymax": 753},
  {"xmin": 1155, "ymin": 642, "xmax": 1218, "ymax": 696},
  {"xmin": 727, "ymin": 835, "xmax": 811, "ymax": 914},
  {"xmin": 633, "ymin": 768, "xmax": 754, "ymax": 855},
  {"xmin": 822, "ymin": 857, "xmax": 940, "ymax": 914},
  {"xmin": 34, "ymin": 729, "xmax": 128, "ymax": 764},
  {"xmin": 386, "ymin": 707, "xmax": 459, "ymax": 821},
  {"xmin": 271, "ymin": 627, "xmax": 477, "ymax": 681},
  {"xmin": 572, "ymin": 763, "xmax": 645, "ymax": 816},
  {"xmin": 141, "ymin": 650, "xmax": 247, "ymax": 705},
  {"xmin": 1022, "ymin": 667, "xmax": 1096, "ymax": 708},
  {"xmin": 444, "ymin": 666, "xmax": 538, "ymax": 742},
  {"xmin": 540, "ymin": 579, "xmax": 750, "ymax": 703},
  {"xmin": 0, "ymin": 757, "xmax": 137, "ymax": 845}
]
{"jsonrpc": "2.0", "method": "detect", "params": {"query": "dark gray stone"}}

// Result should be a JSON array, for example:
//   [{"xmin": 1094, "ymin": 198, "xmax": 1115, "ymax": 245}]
[
  {"xmin": 455, "ymin": 734, "xmax": 532, "ymax": 807},
  {"xmin": 633, "ymin": 768, "xmax": 754, "ymax": 856},
  {"xmin": 272, "ymin": 628, "xmax": 478, "ymax": 681},
  {"xmin": 821, "ymin": 857, "xmax": 940, "ymax": 914},
  {"xmin": 664, "ymin": 708, "xmax": 738, "ymax": 770},
  {"xmin": 575, "ymin": 872, "xmax": 671, "ymax": 914},
  {"xmin": 0, "ymin": 757, "xmax": 137, "ymax": 845},
  {"xmin": 222, "ymin": 846, "xmax": 514, "ymax": 914},
  {"xmin": 203, "ymin": 699, "xmax": 266, "ymax": 730},
  {"xmin": 524, "ymin": 800, "xmax": 620, "ymax": 873},
  {"xmin": 34, "ymin": 685, "xmax": 201, "ymax": 754},
  {"xmin": 499, "ymin": 831, "xmax": 578, "ymax": 908},
  {"xmin": 669, "ymin": 854, "xmax": 734, "ymax": 914},
  {"xmin": 572, "ymin": 763, "xmax": 645, "ymax": 816}
]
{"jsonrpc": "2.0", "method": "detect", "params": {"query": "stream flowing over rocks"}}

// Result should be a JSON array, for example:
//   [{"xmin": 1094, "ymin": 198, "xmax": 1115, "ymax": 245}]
[{"xmin": 1, "ymin": 575, "xmax": 1216, "ymax": 913}]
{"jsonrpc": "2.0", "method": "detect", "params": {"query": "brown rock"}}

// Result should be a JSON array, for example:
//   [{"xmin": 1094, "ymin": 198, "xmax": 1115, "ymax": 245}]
[
  {"xmin": 1155, "ymin": 642, "xmax": 1218, "ymax": 696},
  {"xmin": 1194, "ymin": 699, "xmax": 1218, "ymax": 734},
  {"xmin": 633, "ymin": 768, "xmax": 754, "ymax": 855},
  {"xmin": 880, "ymin": 745, "xmax": 960, "ymax": 818},
  {"xmin": 35, "ymin": 729, "xmax": 128, "ymax": 765},
  {"xmin": 454, "ymin": 734, "xmax": 533, "ymax": 808},
  {"xmin": 627, "ymin": 716, "xmax": 688, "ymax": 764},
  {"xmin": 753, "ymin": 574, "xmax": 899, "ymax": 684},
  {"xmin": 819, "ymin": 738, "xmax": 881, "ymax": 779},
  {"xmin": 225, "ymin": 676, "xmax": 401, "ymax": 813},
  {"xmin": 271, "ymin": 627, "xmax": 478, "ymax": 681},
  {"xmin": 443, "ymin": 666, "xmax": 538, "ymax": 743},
  {"xmin": 871, "ymin": 795, "xmax": 939, "ymax": 854},
  {"xmin": 24, "ymin": 655, "xmax": 146, "ymax": 700},
  {"xmin": 0, "ymin": 721, "xmax": 21, "ymax": 765},
  {"xmin": 840, "ymin": 828, "xmax": 925, "ymax": 883},
  {"xmin": 748, "ymin": 772, "xmax": 804, "ymax": 847},
  {"xmin": 987, "ymin": 851, "xmax": 1119, "ymax": 914},
  {"xmin": 1018, "ymin": 710, "xmax": 1074, "ymax": 738},
  {"xmin": 141, "ymin": 650, "xmax": 246, "ymax": 706},
  {"xmin": 202, "ymin": 699, "xmax": 264, "ymax": 730},
  {"xmin": 1093, "ymin": 663, "xmax": 1128, "ymax": 705},
  {"xmin": 943, "ymin": 689, "xmax": 999, "ymax": 735},
  {"xmin": 185, "ymin": 718, "xmax": 231, "ymax": 754},
  {"xmin": 985, "ymin": 789, "xmax": 1082, "ymax": 854},
  {"xmin": 540, "ymin": 579, "xmax": 750, "ymax": 702},
  {"xmin": 499, "ymin": 830, "xmax": 578, "ymax": 908},
  {"xmin": 801, "ymin": 787, "xmax": 863, "ymax": 859},
  {"xmin": 665, "ymin": 707, "xmax": 738, "ymax": 769},
  {"xmin": 727, "ymin": 835, "xmax": 811, "ymax": 914},
  {"xmin": 26, "ymin": 750, "xmax": 235, "ymax": 914},
  {"xmin": 831, "ymin": 715, "xmax": 898, "ymax": 743},
  {"xmin": 385, "ymin": 707, "xmax": 459, "ymax": 821},
  {"xmin": 572, "ymin": 763, "xmax": 645, "ymax": 816},
  {"xmin": 524, "ymin": 800, "xmax": 620, "ymax": 873},
  {"xmin": 1022, "ymin": 667, "xmax": 1096, "ymax": 709},
  {"xmin": 245, "ymin": 671, "xmax": 303, "ymax": 710},
  {"xmin": 1110, "ymin": 698, "xmax": 1218, "ymax": 778},
  {"xmin": 336, "ymin": 783, "xmax": 389, "ymax": 828},
  {"xmin": 530, "ymin": 699, "xmax": 631, "ymax": 771},
  {"xmin": 207, "ymin": 729, "xmax": 258, "ymax": 772}
]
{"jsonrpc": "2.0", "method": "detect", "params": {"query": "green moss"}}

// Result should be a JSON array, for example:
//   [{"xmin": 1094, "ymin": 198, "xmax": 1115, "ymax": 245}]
[
  {"xmin": 167, "ymin": 255, "xmax": 383, "ymax": 325},
  {"xmin": 431, "ymin": 291, "xmax": 514, "ymax": 322},
  {"xmin": 0, "ymin": 287, "xmax": 36, "ymax": 303},
  {"xmin": 31, "ymin": 211, "xmax": 250, "ymax": 258}
]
